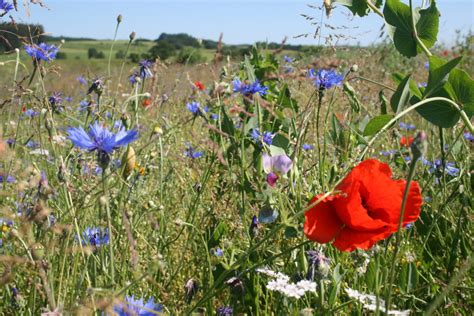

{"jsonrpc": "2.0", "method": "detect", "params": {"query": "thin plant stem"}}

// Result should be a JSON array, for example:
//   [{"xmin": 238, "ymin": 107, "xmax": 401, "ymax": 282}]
[{"xmin": 385, "ymin": 156, "xmax": 419, "ymax": 311}]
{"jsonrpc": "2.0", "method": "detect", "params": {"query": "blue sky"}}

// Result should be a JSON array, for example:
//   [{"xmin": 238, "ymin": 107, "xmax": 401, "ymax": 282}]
[{"xmin": 14, "ymin": 0, "xmax": 474, "ymax": 46}]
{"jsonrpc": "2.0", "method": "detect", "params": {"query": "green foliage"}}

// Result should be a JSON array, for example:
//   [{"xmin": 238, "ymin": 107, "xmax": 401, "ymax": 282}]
[
  {"xmin": 363, "ymin": 114, "xmax": 394, "ymax": 136},
  {"xmin": 148, "ymin": 40, "xmax": 176, "ymax": 60},
  {"xmin": 176, "ymin": 47, "xmax": 205, "ymax": 64},
  {"xmin": 335, "ymin": 0, "xmax": 383, "ymax": 17},
  {"xmin": 384, "ymin": 0, "xmax": 439, "ymax": 57},
  {"xmin": 87, "ymin": 47, "xmax": 105, "ymax": 59},
  {"xmin": 115, "ymin": 50, "xmax": 126, "ymax": 59},
  {"xmin": 0, "ymin": 23, "xmax": 45, "ymax": 51}
]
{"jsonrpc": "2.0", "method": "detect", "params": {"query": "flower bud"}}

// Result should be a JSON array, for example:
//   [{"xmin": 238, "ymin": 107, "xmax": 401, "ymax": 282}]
[
  {"xmin": 184, "ymin": 278, "xmax": 199, "ymax": 304},
  {"xmin": 350, "ymin": 64, "xmax": 359, "ymax": 72},
  {"xmin": 129, "ymin": 32, "xmax": 136, "ymax": 41},
  {"xmin": 31, "ymin": 243, "xmax": 45, "ymax": 260},
  {"xmin": 122, "ymin": 146, "xmax": 136, "ymax": 179},
  {"xmin": 117, "ymin": 14, "xmax": 123, "ymax": 23},
  {"xmin": 410, "ymin": 131, "xmax": 427, "ymax": 161}
]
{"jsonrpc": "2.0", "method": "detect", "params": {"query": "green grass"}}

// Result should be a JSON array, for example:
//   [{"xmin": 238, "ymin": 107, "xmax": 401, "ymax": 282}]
[{"xmin": 0, "ymin": 36, "xmax": 473, "ymax": 316}]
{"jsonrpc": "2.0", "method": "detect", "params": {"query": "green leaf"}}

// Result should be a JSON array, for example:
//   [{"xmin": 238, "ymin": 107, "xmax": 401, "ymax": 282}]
[
  {"xmin": 415, "ymin": 87, "xmax": 460, "ymax": 128},
  {"xmin": 334, "ymin": 0, "xmax": 370, "ymax": 17},
  {"xmin": 379, "ymin": 90, "xmax": 389, "ymax": 114},
  {"xmin": 277, "ymin": 84, "xmax": 299, "ymax": 111},
  {"xmin": 448, "ymin": 68, "xmax": 474, "ymax": 117},
  {"xmin": 364, "ymin": 114, "xmax": 395, "ymax": 136},
  {"xmin": 425, "ymin": 55, "xmax": 463, "ymax": 97},
  {"xmin": 391, "ymin": 75, "xmax": 412, "ymax": 113},
  {"xmin": 416, "ymin": 68, "xmax": 473, "ymax": 128},
  {"xmin": 384, "ymin": 0, "xmax": 439, "ymax": 57},
  {"xmin": 343, "ymin": 82, "xmax": 362, "ymax": 112}
]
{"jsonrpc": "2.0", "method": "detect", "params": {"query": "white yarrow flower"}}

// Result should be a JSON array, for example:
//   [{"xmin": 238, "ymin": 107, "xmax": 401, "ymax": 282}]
[
  {"xmin": 257, "ymin": 267, "xmax": 317, "ymax": 299},
  {"xmin": 345, "ymin": 288, "xmax": 410, "ymax": 315}
]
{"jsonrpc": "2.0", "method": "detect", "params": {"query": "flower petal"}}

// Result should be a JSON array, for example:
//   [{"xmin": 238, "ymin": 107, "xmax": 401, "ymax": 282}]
[
  {"xmin": 333, "ymin": 226, "xmax": 394, "ymax": 252},
  {"xmin": 272, "ymin": 155, "xmax": 293, "ymax": 174},
  {"xmin": 304, "ymin": 195, "xmax": 344, "ymax": 243},
  {"xmin": 262, "ymin": 153, "xmax": 273, "ymax": 173}
]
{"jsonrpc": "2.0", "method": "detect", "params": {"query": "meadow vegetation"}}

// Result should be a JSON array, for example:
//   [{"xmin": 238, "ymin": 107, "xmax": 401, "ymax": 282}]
[{"xmin": 0, "ymin": 0, "xmax": 473, "ymax": 315}]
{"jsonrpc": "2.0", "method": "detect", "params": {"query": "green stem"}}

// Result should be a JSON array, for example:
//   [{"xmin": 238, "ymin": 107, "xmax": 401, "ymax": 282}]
[
  {"xmin": 108, "ymin": 20, "xmax": 121, "ymax": 79},
  {"xmin": 409, "ymin": 0, "xmax": 432, "ymax": 57},
  {"xmin": 358, "ymin": 97, "xmax": 474, "ymax": 161},
  {"xmin": 102, "ymin": 171, "xmax": 116, "ymax": 285},
  {"xmin": 385, "ymin": 156, "xmax": 419, "ymax": 311},
  {"xmin": 366, "ymin": 0, "xmax": 384, "ymax": 18}
]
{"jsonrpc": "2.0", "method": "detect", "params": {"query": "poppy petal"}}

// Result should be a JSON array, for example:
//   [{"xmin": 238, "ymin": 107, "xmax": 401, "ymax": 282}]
[
  {"xmin": 333, "ymin": 226, "xmax": 394, "ymax": 252},
  {"xmin": 394, "ymin": 180, "xmax": 423, "ymax": 225},
  {"xmin": 304, "ymin": 195, "xmax": 344, "ymax": 243},
  {"xmin": 334, "ymin": 175, "xmax": 388, "ymax": 231}
]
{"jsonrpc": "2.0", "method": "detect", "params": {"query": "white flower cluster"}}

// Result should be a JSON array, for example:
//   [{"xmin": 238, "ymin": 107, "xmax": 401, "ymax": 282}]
[
  {"xmin": 256, "ymin": 268, "xmax": 317, "ymax": 299},
  {"xmin": 345, "ymin": 288, "xmax": 410, "ymax": 315}
]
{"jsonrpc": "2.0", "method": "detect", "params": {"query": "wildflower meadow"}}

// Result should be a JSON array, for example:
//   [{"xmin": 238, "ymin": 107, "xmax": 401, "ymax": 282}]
[{"xmin": 0, "ymin": 0, "xmax": 473, "ymax": 315}]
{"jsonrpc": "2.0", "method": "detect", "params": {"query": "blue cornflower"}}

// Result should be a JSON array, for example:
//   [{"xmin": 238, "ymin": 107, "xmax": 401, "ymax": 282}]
[
  {"xmin": 380, "ymin": 149, "xmax": 397, "ymax": 157},
  {"xmin": 129, "ymin": 71, "xmax": 139, "ymax": 85},
  {"xmin": 404, "ymin": 156, "xmax": 412, "ymax": 162},
  {"xmin": 184, "ymin": 144, "xmax": 204, "ymax": 159},
  {"xmin": 76, "ymin": 76, "xmax": 87, "ymax": 85},
  {"xmin": 24, "ymin": 43, "xmax": 59, "ymax": 62},
  {"xmin": 186, "ymin": 101, "xmax": 208, "ymax": 116},
  {"xmin": 114, "ymin": 295, "xmax": 163, "ymax": 316},
  {"xmin": 6, "ymin": 138, "xmax": 14, "ymax": 146},
  {"xmin": 78, "ymin": 100, "xmax": 90, "ymax": 111},
  {"xmin": 464, "ymin": 132, "xmax": 474, "ymax": 143},
  {"xmin": 26, "ymin": 140, "xmax": 39, "ymax": 148},
  {"xmin": 399, "ymin": 122, "xmax": 416, "ymax": 130},
  {"xmin": 425, "ymin": 159, "xmax": 460, "ymax": 177},
  {"xmin": 67, "ymin": 122, "xmax": 138, "ymax": 155},
  {"xmin": 232, "ymin": 78, "xmax": 268, "ymax": 96},
  {"xmin": 214, "ymin": 248, "xmax": 223, "ymax": 257},
  {"xmin": 283, "ymin": 55, "xmax": 294, "ymax": 63},
  {"xmin": 49, "ymin": 92, "xmax": 62, "ymax": 107},
  {"xmin": 210, "ymin": 113, "xmax": 219, "ymax": 120},
  {"xmin": 250, "ymin": 128, "xmax": 274, "ymax": 146},
  {"xmin": 81, "ymin": 227, "xmax": 109, "ymax": 247},
  {"xmin": 217, "ymin": 306, "xmax": 233, "ymax": 316},
  {"xmin": 0, "ymin": 174, "xmax": 15, "ymax": 183},
  {"xmin": 424, "ymin": 61, "xmax": 429, "ymax": 69},
  {"xmin": 417, "ymin": 82, "xmax": 427, "ymax": 88},
  {"xmin": 138, "ymin": 60, "xmax": 154, "ymax": 79},
  {"xmin": 308, "ymin": 68, "xmax": 344, "ymax": 90},
  {"xmin": 302, "ymin": 143, "xmax": 314, "ymax": 151},
  {"xmin": 65, "ymin": 96, "xmax": 73, "ymax": 102},
  {"xmin": 23, "ymin": 109, "xmax": 38, "ymax": 118},
  {"xmin": 0, "ymin": 0, "xmax": 14, "ymax": 15}
]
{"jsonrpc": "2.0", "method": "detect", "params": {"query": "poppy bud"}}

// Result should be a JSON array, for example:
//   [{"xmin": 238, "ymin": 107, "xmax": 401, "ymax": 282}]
[
  {"xmin": 129, "ymin": 32, "xmax": 136, "ymax": 41},
  {"xmin": 117, "ymin": 14, "xmax": 123, "ymax": 23},
  {"xmin": 31, "ymin": 243, "xmax": 45, "ymax": 260},
  {"xmin": 410, "ymin": 131, "xmax": 427, "ymax": 161}
]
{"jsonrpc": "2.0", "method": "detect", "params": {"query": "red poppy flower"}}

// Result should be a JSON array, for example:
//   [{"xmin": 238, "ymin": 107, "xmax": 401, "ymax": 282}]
[
  {"xmin": 194, "ymin": 81, "xmax": 205, "ymax": 91},
  {"xmin": 142, "ymin": 98, "xmax": 152, "ymax": 107},
  {"xmin": 400, "ymin": 136, "xmax": 414, "ymax": 147},
  {"xmin": 304, "ymin": 159, "xmax": 422, "ymax": 252}
]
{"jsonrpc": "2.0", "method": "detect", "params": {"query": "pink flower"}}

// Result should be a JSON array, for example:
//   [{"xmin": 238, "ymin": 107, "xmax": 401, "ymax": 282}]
[{"xmin": 263, "ymin": 154, "xmax": 292, "ymax": 187}]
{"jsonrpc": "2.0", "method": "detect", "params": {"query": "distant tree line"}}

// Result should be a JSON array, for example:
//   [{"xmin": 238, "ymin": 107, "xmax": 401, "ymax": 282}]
[{"xmin": 0, "ymin": 22, "xmax": 45, "ymax": 51}]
